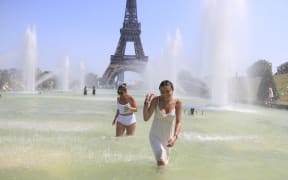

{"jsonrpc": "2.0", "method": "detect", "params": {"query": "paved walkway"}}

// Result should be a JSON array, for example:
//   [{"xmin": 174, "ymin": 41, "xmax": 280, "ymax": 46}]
[{"xmin": 270, "ymin": 100, "xmax": 288, "ymax": 109}]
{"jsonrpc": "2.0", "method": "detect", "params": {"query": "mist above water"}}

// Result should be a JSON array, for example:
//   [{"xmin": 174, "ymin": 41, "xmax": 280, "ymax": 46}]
[
  {"xmin": 79, "ymin": 62, "xmax": 87, "ymax": 89},
  {"xmin": 201, "ymin": 0, "xmax": 249, "ymax": 105},
  {"xmin": 142, "ymin": 0, "xmax": 250, "ymax": 105},
  {"xmin": 22, "ymin": 25, "xmax": 37, "ymax": 92},
  {"xmin": 144, "ymin": 28, "xmax": 184, "ymax": 94},
  {"xmin": 59, "ymin": 56, "xmax": 70, "ymax": 91},
  {"xmin": 16, "ymin": 1, "xmax": 249, "ymax": 102}
]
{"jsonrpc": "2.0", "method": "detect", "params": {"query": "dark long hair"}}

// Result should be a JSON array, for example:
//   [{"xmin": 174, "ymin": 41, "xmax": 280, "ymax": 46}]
[
  {"xmin": 159, "ymin": 80, "xmax": 174, "ymax": 90},
  {"xmin": 117, "ymin": 83, "xmax": 127, "ymax": 95}
]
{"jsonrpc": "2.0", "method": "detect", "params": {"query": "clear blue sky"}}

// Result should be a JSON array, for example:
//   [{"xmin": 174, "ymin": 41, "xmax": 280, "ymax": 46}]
[{"xmin": 0, "ymin": 0, "xmax": 288, "ymax": 76}]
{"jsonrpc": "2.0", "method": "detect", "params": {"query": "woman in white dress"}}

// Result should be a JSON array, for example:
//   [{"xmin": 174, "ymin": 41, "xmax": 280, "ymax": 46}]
[
  {"xmin": 268, "ymin": 87, "xmax": 274, "ymax": 101},
  {"xmin": 143, "ymin": 80, "xmax": 182, "ymax": 166}
]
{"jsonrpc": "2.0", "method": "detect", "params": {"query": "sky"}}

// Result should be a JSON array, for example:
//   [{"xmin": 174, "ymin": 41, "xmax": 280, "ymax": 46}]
[{"xmin": 0, "ymin": 0, "xmax": 288, "ymax": 79}]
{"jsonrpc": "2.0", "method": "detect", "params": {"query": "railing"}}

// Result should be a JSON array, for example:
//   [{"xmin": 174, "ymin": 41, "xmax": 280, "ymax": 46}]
[{"xmin": 111, "ymin": 55, "xmax": 148, "ymax": 62}]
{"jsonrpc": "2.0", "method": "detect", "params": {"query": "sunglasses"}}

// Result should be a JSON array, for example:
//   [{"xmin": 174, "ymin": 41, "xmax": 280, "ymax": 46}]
[{"xmin": 118, "ymin": 90, "xmax": 124, "ymax": 95}]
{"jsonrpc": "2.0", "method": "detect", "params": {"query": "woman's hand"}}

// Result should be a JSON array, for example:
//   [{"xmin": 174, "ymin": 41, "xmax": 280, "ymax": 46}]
[
  {"xmin": 145, "ymin": 92, "xmax": 154, "ymax": 104},
  {"xmin": 112, "ymin": 119, "xmax": 116, "ymax": 125},
  {"xmin": 167, "ymin": 135, "xmax": 177, "ymax": 147},
  {"xmin": 124, "ymin": 104, "xmax": 131, "ymax": 112}
]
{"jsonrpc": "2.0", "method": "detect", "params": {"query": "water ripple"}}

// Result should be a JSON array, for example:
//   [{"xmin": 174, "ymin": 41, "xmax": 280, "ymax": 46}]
[
  {"xmin": 181, "ymin": 132, "xmax": 258, "ymax": 142},
  {"xmin": 0, "ymin": 121, "xmax": 94, "ymax": 132}
]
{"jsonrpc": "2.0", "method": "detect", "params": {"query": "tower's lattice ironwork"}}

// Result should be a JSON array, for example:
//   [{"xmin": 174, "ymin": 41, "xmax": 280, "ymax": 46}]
[{"xmin": 102, "ymin": 0, "xmax": 148, "ymax": 85}]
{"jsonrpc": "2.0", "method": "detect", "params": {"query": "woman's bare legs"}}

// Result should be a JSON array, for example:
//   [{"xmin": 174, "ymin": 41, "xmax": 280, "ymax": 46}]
[
  {"xmin": 126, "ymin": 123, "xmax": 136, "ymax": 136},
  {"xmin": 157, "ymin": 160, "xmax": 166, "ymax": 166},
  {"xmin": 116, "ymin": 122, "xmax": 126, "ymax": 136}
]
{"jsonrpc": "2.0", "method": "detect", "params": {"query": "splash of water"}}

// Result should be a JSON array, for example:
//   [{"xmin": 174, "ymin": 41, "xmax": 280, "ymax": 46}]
[
  {"xmin": 36, "ymin": 71, "xmax": 56, "ymax": 87},
  {"xmin": 144, "ymin": 28, "xmax": 184, "ymax": 93},
  {"xmin": 79, "ymin": 61, "xmax": 87, "ymax": 89},
  {"xmin": 22, "ymin": 25, "xmax": 37, "ymax": 92},
  {"xmin": 181, "ymin": 132, "xmax": 258, "ymax": 142},
  {"xmin": 201, "ymin": 0, "xmax": 249, "ymax": 105},
  {"xmin": 58, "ymin": 56, "xmax": 70, "ymax": 91}
]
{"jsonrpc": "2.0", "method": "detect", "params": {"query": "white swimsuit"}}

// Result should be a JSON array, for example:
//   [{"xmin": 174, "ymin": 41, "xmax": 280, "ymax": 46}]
[
  {"xmin": 116, "ymin": 101, "xmax": 136, "ymax": 126},
  {"xmin": 149, "ymin": 97, "xmax": 176, "ymax": 164}
]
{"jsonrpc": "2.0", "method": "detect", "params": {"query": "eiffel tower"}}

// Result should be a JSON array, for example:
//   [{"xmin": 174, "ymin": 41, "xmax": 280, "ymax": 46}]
[{"xmin": 102, "ymin": 0, "xmax": 148, "ymax": 86}]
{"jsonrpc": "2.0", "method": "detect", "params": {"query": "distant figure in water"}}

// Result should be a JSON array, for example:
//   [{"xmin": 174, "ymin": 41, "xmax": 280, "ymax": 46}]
[
  {"xmin": 92, "ymin": 86, "xmax": 96, "ymax": 95},
  {"xmin": 190, "ymin": 108, "xmax": 195, "ymax": 115},
  {"xmin": 83, "ymin": 86, "xmax": 87, "ymax": 96},
  {"xmin": 268, "ymin": 86, "xmax": 274, "ymax": 107},
  {"xmin": 112, "ymin": 83, "xmax": 138, "ymax": 136},
  {"xmin": 143, "ymin": 80, "xmax": 182, "ymax": 167}
]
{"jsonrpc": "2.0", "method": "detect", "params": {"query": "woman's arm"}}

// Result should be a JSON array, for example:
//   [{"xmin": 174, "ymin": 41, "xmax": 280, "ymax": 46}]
[
  {"xmin": 143, "ymin": 95, "xmax": 157, "ymax": 121},
  {"xmin": 174, "ymin": 99, "xmax": 182, "ymax": 137},
  {"xmin": 127, "ymin": 95, "xmax": 138, "ymax": 112},
  {"xmin": 167, "ymin": 99, "xmax": 182, "ymax": 147},
  {"xmin": 112, "ymin": 99, "xmax": 120, "ymax": 125}
]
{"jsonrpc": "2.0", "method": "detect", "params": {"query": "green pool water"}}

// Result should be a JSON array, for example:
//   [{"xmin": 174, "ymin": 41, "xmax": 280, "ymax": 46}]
[{"xmin": 0, "ymin": 89, "xmax": 288, "ymax": 180}]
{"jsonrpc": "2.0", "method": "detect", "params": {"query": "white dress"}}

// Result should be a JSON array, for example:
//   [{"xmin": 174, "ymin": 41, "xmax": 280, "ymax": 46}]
[
  {"xmin": 149, "ymin": 97, "xmax": 176, "ymax": 164},
  {"xmin": 269, "ymin": 88, "xmax": 274, "ymax": 98}
]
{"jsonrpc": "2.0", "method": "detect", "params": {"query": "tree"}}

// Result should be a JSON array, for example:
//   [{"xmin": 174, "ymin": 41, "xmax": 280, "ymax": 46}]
[
  {"xmin": 247, "ymin": 59, "xmax": 277, "ymax": 102},
  {"xmin": 247, "ymin": 59, "xmax": 272, "ymax": 77},
  {"xmin": 0, "ymin": 68, "xmax": 18, "ymax": 91},
  {"xmin": 177, "ymin": 70, "xmax": 209, "ymax": 98},
  {"xmin": 276, "ymin": 61, "xmax": 288, "ymax": 75}
]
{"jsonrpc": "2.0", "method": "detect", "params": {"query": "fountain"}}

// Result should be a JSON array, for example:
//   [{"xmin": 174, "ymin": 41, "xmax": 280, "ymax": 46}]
[
  {"xmin": 58, "ymin": 56, "xmax": 70, "ymax": 91},
  {"xmin": 22, "ymin": 25, "xmax": 37, "ymax": 92},
  {"xmin": 143, "ymin": 1, "xmax": 250, "ymax": 105},
  {"xmin": 79, "ymin": 61, "xmax": 87, "ymax": 89},
  {"xmin": 144, "ymin": 28, "xmax": 184, "ymax": 93},
  {"xmin": 201, "ymin": 0, "xmax": 249, "ymax": 105},
  {"xmin": 34, "ymin": 57, "xmax": 87, "ymax": 91}
]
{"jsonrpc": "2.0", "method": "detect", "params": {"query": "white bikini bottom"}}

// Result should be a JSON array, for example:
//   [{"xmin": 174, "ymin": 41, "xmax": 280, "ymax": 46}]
[{"xmin": 116, "ymin": 114, "xmax": 136, "ymax": 126}]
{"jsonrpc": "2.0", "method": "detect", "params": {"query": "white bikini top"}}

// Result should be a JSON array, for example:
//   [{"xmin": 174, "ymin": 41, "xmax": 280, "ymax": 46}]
[{"xmin": 117, "ymin": 99, "xmax": 133, "ymax": 115}]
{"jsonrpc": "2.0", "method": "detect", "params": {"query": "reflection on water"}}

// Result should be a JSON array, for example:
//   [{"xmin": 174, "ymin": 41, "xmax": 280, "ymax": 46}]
[{"xmin": 0, "ymin": 89, "xmax": 288, "ymax": 179}]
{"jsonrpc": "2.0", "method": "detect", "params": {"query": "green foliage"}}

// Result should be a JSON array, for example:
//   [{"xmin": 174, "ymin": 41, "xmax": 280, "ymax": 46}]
[
  {"xmin": 276, "ymin": 61, "xmax": 288, "ymax": 75},
  {"xmin": 257, "ymin": 71, "xmax": 277, "ymax": 101},
  {"xmin": 274, "ymin": 74, "xmax": 288, "ymax": 101},
  {"xmin": 0, "ymin": 68, "xmax": 17, "ymax": 90}
]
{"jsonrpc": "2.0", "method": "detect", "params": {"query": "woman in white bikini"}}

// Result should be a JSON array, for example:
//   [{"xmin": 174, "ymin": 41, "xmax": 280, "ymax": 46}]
[
  {"xmin": 143, "ymin": 80, "xmax": 182, "ymax": 166},
  {"xmin": 112, "ymin": 83, "xmax": 138, "ymax": 136}
]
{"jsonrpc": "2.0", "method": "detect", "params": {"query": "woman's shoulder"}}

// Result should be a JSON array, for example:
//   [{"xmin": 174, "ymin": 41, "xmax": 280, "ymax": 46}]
[
  {"xmin": 127, "ymin": 94, "xmax": 136, "ymax": 100},
  {"xmin": 174, "ymin": 98, "xmax": 182, "ymax": 106}
]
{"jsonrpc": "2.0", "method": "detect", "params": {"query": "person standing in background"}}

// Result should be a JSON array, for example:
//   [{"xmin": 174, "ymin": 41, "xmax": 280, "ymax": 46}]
[
  {"xmin": 92, "ymin": 86, "xmax": 96, "ymax": 95},
  {"xmin": 83, "ymin": 86, "xmax": 87, "ymax": 96}
]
